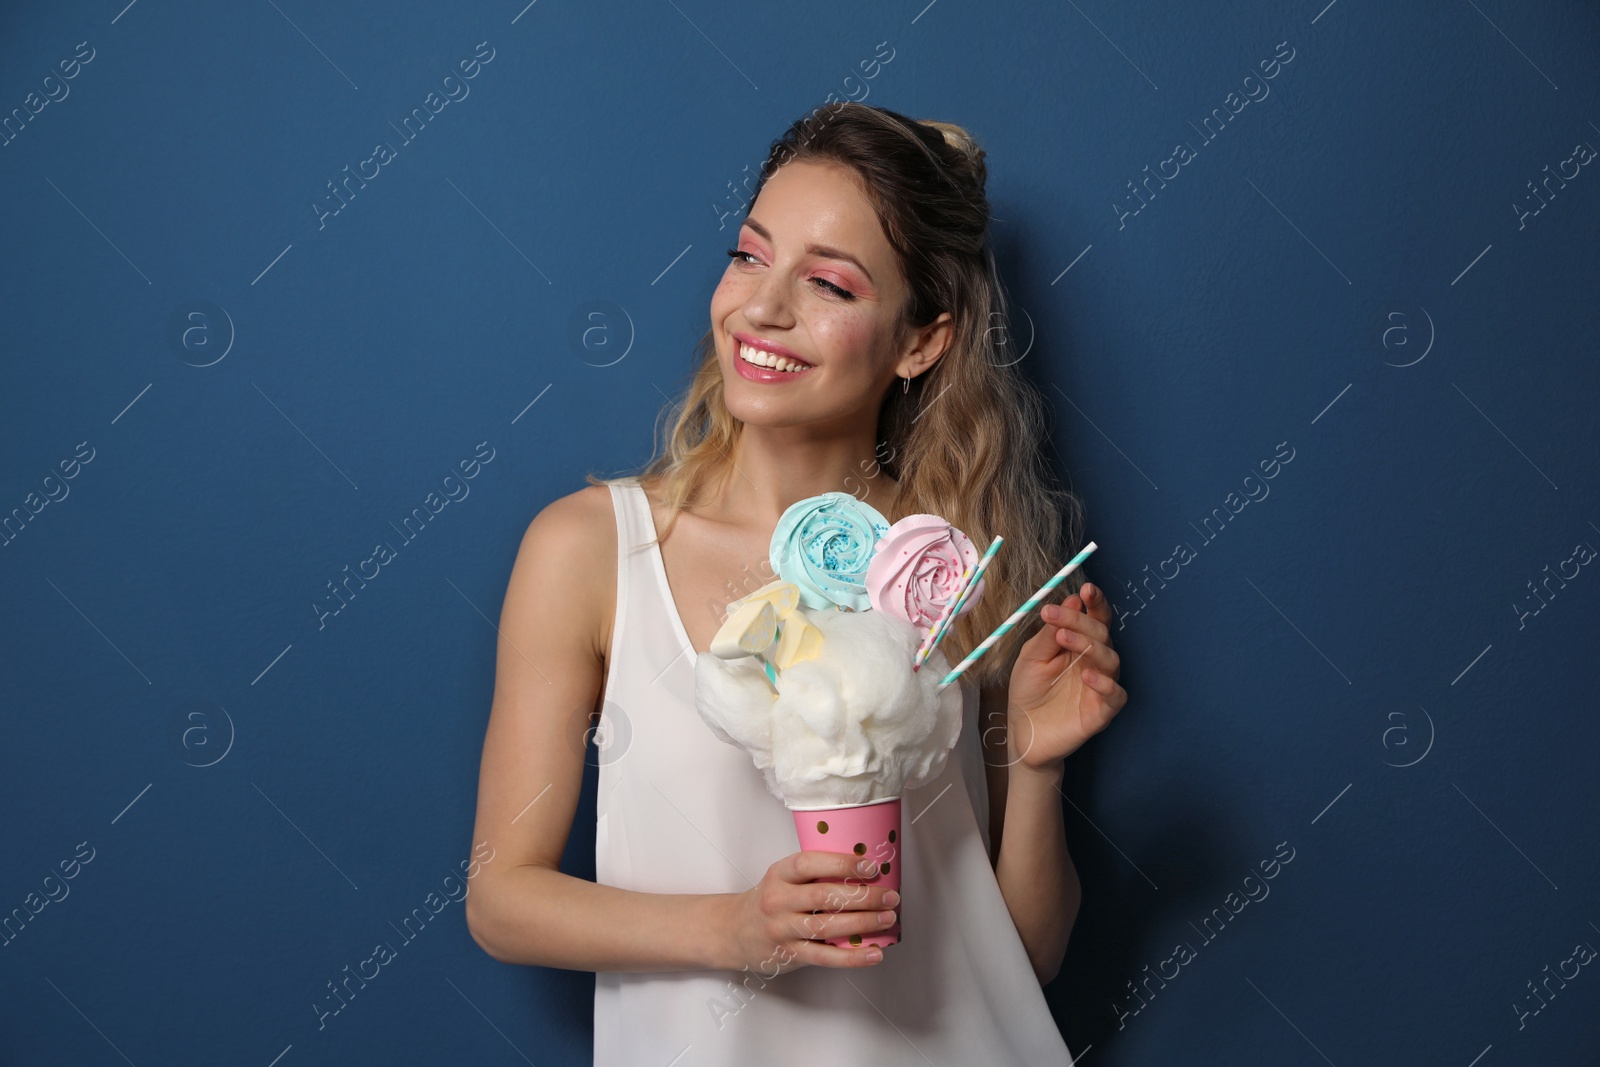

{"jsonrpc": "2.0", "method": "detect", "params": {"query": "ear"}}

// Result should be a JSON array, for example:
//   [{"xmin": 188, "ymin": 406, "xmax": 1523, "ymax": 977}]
[{"xmin": 896, "ymin": 311, "xmax": 954, "ymax": 380}]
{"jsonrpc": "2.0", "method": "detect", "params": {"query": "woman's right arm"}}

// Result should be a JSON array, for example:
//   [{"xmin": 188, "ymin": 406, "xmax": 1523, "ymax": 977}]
[{"xmin": 463, "ymin": 486, "xmax": 899, "ymax": 974}]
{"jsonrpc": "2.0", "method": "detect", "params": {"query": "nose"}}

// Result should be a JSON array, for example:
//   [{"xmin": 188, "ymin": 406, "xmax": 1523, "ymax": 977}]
[{"xmin": 741, "ymin": 264, "xmax": 796, "ymax": 330}]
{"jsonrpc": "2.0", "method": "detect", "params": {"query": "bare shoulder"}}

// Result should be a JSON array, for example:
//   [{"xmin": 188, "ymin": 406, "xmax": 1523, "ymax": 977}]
[
  {"xmin": 510, "ymin": 482, "xmax": 619, "ymax": 661},
  {"xmin": 526, "ymin": 482, "xmax": 616, "ymax": 544}
]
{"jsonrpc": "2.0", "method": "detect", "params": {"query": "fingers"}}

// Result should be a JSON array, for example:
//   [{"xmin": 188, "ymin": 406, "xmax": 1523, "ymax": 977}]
[
  {"xmin": 1042, "ymin": 594, "xmax": 1111, "ymax": 646},
  {"xmin": 1051, "ymin": 583, "xmax": 1113, "ymax": 630},
  {"xmin": 783, "ymin": 849, "xmax": 883, "ymax": 886},
  {"xmin": 1055, "ymin": 627, "xmax": 1120, "ymax": 676},
  {"xmin": 805, "ymin": 878, "xmax": 898, "ymax": 914},
  {"xmin": 751, "ymin": 917, "xmax": 880, "ymax": 974},
  {"xmin": 1081, "ymin": 667, "xmax": 1125, "ymax": 702},
  {"xmin": 792, "ymin": 900, "xmax": 899, "ymax": 945},
  {"xmin": 779, "ymin": 850, "xmax": 897, "ymax": 903},
  {"xmin": 789, "ymin": 935, "xmax": 889, "ymax": 968},
  {"xmin": 777, "ymin": 851, "xmax": 899, "ymax": 965},
  {"xmin": 1079, "ymin": 581, "xmax": 1115, "ymax": 629},
  {"xmin": 1080, "ymin": 669, "xmax": 1129, "ymax": 724},
  {"xmin": 1017, "ymin": 614, "xmax": 1066, "ymax": 665}
]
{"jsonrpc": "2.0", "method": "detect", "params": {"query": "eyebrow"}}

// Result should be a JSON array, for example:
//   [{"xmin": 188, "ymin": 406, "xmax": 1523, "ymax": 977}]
[{"xmin": 740, "ymin": 217, "xmax": 875, "ymax": 285}]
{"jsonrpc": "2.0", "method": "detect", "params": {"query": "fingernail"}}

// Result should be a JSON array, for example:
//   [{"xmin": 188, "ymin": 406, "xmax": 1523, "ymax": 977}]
[
  {"xmin": 867, "ymin": 949, "xmax": 883, "ymax": 961},
  {"xmin": 857, "ymin": 859, "xmax": 876, "ymax": 875},
  {"xmin": 1083, "ymin": 583, "xmax": 1096, "ymax": 599},
  {"xmin": 884, "ymin": 890, "xmax": 900, "ymax": 906}
]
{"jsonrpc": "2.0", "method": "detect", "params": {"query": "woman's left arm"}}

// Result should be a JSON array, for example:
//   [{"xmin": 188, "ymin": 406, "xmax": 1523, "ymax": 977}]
[{"xmin": 983, "ymin": 582, "xmax": 1128, "ymax": 985}]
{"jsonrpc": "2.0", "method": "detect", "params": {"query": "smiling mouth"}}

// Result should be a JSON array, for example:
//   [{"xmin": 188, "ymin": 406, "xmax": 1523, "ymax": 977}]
[{"xmin": 737, "ymin": 342, "xmax": 814, "ymax": 373}]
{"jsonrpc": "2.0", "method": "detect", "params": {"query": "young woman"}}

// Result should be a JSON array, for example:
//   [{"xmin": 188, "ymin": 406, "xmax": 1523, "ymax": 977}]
[{"xmin": 465, "ymin": 101, "xmax": 1128, "ymax": 1065}]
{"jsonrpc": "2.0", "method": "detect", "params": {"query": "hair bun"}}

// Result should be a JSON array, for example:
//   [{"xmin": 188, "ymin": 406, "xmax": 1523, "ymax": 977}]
[{"xmin": 917, "ymin": 119, "xmax": 987, "ymax": 190}]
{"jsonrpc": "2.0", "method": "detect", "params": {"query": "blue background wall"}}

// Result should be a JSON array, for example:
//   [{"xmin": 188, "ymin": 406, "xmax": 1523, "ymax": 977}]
[{"xmin": 4, "ymin": 1, "xmax": 1597, "ymax": 1063}]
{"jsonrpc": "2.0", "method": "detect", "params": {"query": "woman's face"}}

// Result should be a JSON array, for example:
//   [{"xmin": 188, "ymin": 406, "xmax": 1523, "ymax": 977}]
[{"xmin": 711, "ymin": 159, "xmax": 918, "ymax": 430}]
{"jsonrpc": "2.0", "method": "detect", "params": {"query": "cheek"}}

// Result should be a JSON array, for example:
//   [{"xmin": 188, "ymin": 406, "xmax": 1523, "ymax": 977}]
[
  {"xmin": 712, "ymin": 264, "xmax": 766, "ymax": 309},
  {"xmin": 710, "ymin": 274, "xmax": 743, "ymax": 319},
  {"xmin": 813, "ymin": 312, "xmax": 880, "ymax": 363}
]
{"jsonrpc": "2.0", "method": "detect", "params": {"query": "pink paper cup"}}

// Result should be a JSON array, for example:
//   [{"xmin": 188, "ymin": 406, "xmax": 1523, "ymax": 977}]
[{"xmin": 790, "ymin": 796, "xmax": 901, "ymax": 950}]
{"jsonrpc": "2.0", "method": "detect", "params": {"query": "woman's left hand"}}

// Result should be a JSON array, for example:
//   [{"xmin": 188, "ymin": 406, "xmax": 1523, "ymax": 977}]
[{"xmin": 1005, "ymin": 582, "xmax": 1128, "ymax": 769}]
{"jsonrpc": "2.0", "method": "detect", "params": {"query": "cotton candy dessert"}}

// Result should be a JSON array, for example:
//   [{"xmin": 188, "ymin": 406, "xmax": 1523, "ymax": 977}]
[
  {"xmin": 694, "ymin": 601, "xmax": 964, "ymax": 810},
  {"xmin": 692, "ymin": 491, "xmax": 995, "ymax": 949},
  {"xmin": 693, "ymin": 492, "xmax": 986, "ymax": 809}
]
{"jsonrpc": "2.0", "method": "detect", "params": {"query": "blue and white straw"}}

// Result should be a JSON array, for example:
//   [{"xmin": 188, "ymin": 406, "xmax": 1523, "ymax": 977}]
[
  {"xmin": 935, "ymin": 542, "xmax": 1099, "ymax": 692},
  {"xmin": 913, "ymin": 535, "xmax": 1003, "ymax": 671}
]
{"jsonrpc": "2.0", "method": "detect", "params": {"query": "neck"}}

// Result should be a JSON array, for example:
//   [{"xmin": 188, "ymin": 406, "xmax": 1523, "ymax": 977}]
[{"xmin": 717, "ymin": 420, "xmax": 897, "ymax": 526}]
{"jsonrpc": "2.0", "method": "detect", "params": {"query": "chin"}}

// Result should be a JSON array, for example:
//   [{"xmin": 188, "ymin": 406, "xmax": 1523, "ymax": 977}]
[
  {"xmin": 724, "ymin": 393, "xmax": 783, "ymax": 423},
  {"xmin": 723, "ymin": 390, "xmax": 809, "ymax": 428}
]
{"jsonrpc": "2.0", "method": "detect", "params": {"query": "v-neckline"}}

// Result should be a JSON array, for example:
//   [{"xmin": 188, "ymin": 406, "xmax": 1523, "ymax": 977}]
[{"xmin": 632, "ymin": 482, "xmax": 701, "ymax": 663}]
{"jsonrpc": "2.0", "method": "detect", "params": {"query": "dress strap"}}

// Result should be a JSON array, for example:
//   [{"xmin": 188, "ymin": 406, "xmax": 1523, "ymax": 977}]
[{"xmin": 604, "ymin": 479, "xmax": 639, "ymax": 673}]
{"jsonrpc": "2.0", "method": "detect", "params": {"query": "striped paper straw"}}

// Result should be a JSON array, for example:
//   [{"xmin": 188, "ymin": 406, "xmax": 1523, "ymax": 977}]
[
  {"xmin": 935, "ymin": 541, "xmax": 1099, "ymax": 692},
  {"xmin": 913, "ymin": 535, "xmax": 1003, "ymax": 671},
  {"xmin": 911, "ymin": 567, "xmax": 971, "ymax": 673}
]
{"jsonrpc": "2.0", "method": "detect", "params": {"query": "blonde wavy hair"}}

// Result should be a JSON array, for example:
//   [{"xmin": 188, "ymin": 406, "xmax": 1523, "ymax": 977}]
[{"xmin": 588, "ymin": 101, "xmax": 1086, "ymax": 691}]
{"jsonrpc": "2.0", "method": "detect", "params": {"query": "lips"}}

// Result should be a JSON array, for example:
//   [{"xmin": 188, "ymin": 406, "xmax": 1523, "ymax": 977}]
[
  {"xmin": 732, "ymin": 345, "xmax": 812, "ymax": 384},
  {"xmin": 734, "ymin": 337, "xmax": 814, "ymax": 374},
  {"xmin": 739, "ymin": 345, "xmax": 812, "ymax": 374}
]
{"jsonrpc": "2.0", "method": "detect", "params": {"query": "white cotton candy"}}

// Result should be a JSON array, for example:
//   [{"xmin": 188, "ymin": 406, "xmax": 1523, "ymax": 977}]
[{"xmin": 693, "ymin": 606, "xmax": 965, "ymax": 809}]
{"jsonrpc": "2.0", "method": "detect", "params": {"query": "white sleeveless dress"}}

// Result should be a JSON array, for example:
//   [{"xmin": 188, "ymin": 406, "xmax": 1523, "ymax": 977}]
[{"xmin": 593, "ymin": 478, "xmax": 1075, "ymax": 1065}]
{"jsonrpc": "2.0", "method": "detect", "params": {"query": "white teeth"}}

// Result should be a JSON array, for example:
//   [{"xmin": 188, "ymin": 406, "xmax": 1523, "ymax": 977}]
[{"xmin": 739, "ymin": 342, "xmax": 810, "ymax": 373}]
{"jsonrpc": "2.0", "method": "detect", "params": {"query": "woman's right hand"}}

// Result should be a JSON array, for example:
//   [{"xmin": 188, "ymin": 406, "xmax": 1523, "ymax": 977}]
[{"xmin": 720, "ymin": 850, "xmax": 901, "ymax": 974}]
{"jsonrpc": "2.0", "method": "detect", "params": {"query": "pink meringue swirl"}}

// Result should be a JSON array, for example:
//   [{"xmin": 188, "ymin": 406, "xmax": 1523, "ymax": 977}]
[{"xmin": 864, "ymin": 515, "xmax": 985, "ymax": 630}]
